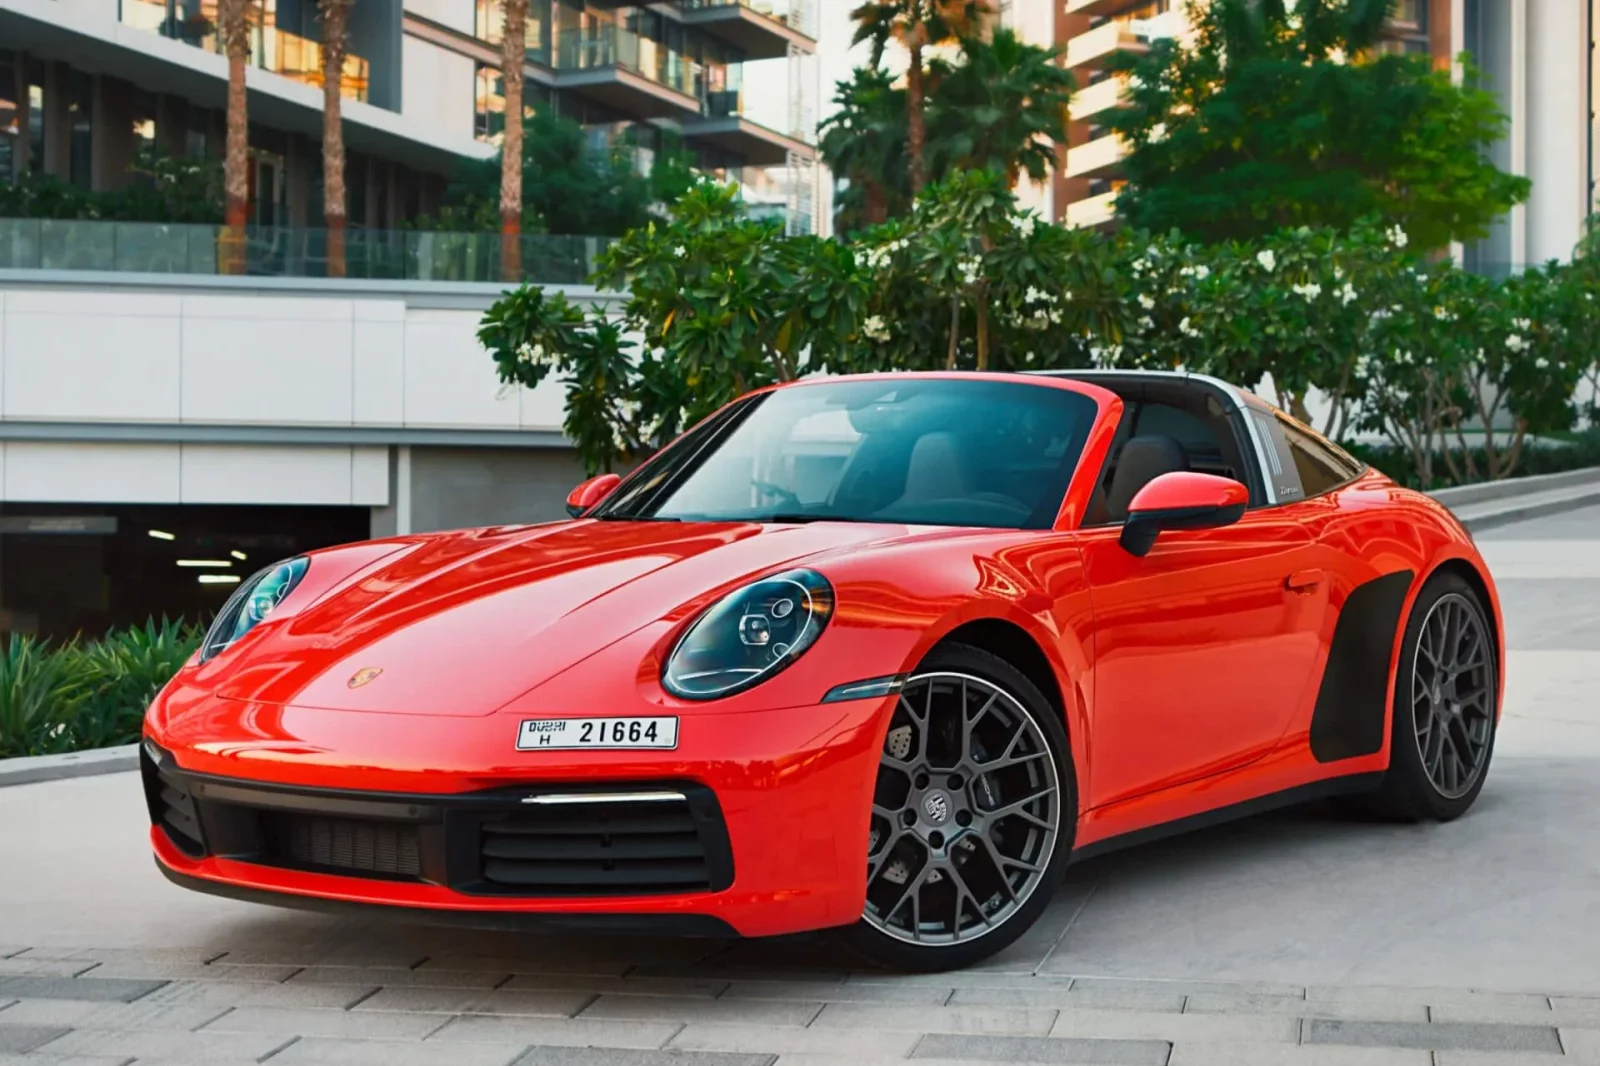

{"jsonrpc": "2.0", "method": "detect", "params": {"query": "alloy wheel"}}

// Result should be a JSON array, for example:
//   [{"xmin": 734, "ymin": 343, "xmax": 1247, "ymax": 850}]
[
  {"xmin": 863, "ymin": 671, "xmax": 1061, "ymax": 946},
  {"xmin": 1412, "ymin": 592, "xmax": 1494, "ymax": 800}
]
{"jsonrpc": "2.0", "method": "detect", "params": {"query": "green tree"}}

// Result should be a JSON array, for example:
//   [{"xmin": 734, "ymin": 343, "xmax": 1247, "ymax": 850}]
[
  {"xmin": 926, "ymin": 29, "xmax": 1073, "ymax": 187},
  {"xmin": 818, "ymin": 67, "xmax": 910, "ymax": 234},
  {"xmin": 850, "ymin": 0, "xmax": 990, "ymax": 195},
  {"xmin": 1109, "ymin": 0, "xmax": 1529, "ymax": 247}
]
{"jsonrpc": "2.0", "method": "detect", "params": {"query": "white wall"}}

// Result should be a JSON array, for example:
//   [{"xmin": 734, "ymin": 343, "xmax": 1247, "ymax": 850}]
[
  {"xmin": 401, "ymin": 35, "xmax": 478, "ymax": 147},
  {"xmin": 0, "ymin": 442, "xmax": 389, "ymax": 505},
  {"xmin": 1524, "ymin": 0, "xmax": 1588, "ymax": 264},
  {"xmin": 0, "ymin": 288, "xmax": 567, "ymax": 433},
  {"xmin": 403, "ymin": 0, "xmax": 474, "ymax": 34}
]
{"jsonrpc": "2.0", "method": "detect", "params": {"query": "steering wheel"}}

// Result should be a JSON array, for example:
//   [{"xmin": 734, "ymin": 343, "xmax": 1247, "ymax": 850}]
[{"xmin": 751, "ymin": 478, "xmax": 804, "ymax": 510}]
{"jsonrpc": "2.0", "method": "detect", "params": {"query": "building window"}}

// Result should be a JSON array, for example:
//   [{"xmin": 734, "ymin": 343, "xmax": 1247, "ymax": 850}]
[
  {"xmin": 475, "ymin": 63, "xmax": 506, "ymax": 144},
  {"xmin": 26, "ymin": 60, "xmax": 45, "ymax": 173},
  {"xmin": 0, "ymin": 50, "xmax": 18, "ymax": 181},
  {"xmin": 67, "ymin": 70, "xmax": 94, "ymax": 187},
  {"xmin": 477, "ymin": 0, "xmax": 553, "ymax": 64}
]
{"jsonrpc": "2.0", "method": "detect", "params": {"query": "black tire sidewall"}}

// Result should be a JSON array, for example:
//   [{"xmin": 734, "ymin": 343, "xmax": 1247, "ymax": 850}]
[
  {"xmin": 843, "ymin": 641, "xmax": 1078, "ymax": 972},
  {"xmin": 1382, "ymin": 571, "xmax": 1498, "ymax": 822}
]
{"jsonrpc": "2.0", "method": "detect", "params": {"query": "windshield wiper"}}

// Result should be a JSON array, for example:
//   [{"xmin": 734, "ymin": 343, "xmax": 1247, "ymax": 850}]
[{"xmin": 751, "ymin": 514, "xmax": 859, "ymax": 524}]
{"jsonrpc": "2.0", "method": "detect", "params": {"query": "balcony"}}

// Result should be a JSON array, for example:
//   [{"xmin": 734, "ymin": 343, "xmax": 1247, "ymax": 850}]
[
  {"xmin": 552, "ymin": 26, "xmax": 702, "ymax": 118},
  {"xmin": 1066, "ymin": 190, "xmax": 1119, "ymax": 229},
  {"xmin": 1070, "ymin": 74, "xmax": 1128, "ymax": 122},
  {"xmin": 1066, "ymin": 9, "xmax": 1181, "ymax": 72},
  {"xmin": 119, "ymin": 0, "xmax": 370, "ymax": 102},
  {"xmin": 679, "ymin": 0, "xmax": 817, "ymax": 61},
  {"xmin": 1065, "ymin": 132, "xmax": 1127, "ymax": 180},
  {"xmin": 1066, "ymin": 0, "xmax": 1161, "ymax": 16},
  {"xmin": 682, "ymin": 107, "xmax": 813, "ymax": 166}
]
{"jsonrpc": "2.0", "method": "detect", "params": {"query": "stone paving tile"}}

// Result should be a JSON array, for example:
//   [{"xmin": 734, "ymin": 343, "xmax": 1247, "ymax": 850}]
[
  {"xmin": 1554, "ymin": 996, "xmax": 1600, "ymax": 1015},
  {"xmin": 1182, "ymin": 992, "xmax": 1429, "ymax": 1022},
  {"xmin": 418, "ymin": 955, "xmax": 642, "ymax": 977},
  {"xmin": 810, "ymin": 1003, "xmax": 1059, "ymax": 1035},
  {"xmin": 629, "ymin": 966, "xmax": 853, "ymax": 986},
  {"xmin": 211, "ymin": 948, "xmax": 429, "ymax": 968},
  {"xmin": 1305, "ymin": 987, "xmax": 1551, "ymax": 1011},
  {"xmin": 512, "ymin": 1050, "xmax": 776, "ymax": 1066},
  {"xmin": 501, "ymin": 974, "xmax": 731, "ymax": 998},
  {"xmin": 1559, "ymin": 1027, "xmax": 1600, "ymax": 1063},
  {"xmin": 426, "ymin": 1015, "xmax": 681, "ymax": 1049},
  {"xmin": 1303, "ymin": 1019, "xmax": 1564, "ymax": 1053},
  {"xmin": 719, "ymin": 980, "xmax": 953, "ymax": 1005},
  {"xmin": 266, "ymin": 1036, "xmax": 532, "ymax": 1066},
  {"xmin": 667, "ymin": 1021, "xmax": 921, "ymax": 1057},
  {"xmin": 284, "ymin": 965, "xmax": 510, "ymax": 989},
  {"xmin": 1167, "ymin": 1047, "xmax": 1432, "ymax": 1065},
  {"xmin": 912, "ymin": 1032, "xmax": 1171, "ymax": 1064},
  {"xmin": 0, "ymin": 1026, "xmax": 71, "ymax": 1053},
  {"xmin": 846, "ymin": 973, "xmax": 1078, "ymax": 991},
  {"xmin": 1050, "ymin": 1008, "xmax": 1300, "ymax": 1044},
  {"xmin": 9, "ymin": 949, "xmax": 219, "ymax": 966},
  {"xmin": 136, "ymin": 978, "xmax": 378, "ymax": 1010},
  {"xmin": 83, "ymin": 961, "xmax": 301, "ymax": 983},
  {"xmin": 200, "ymin": 1005, "xmax": 452, "ymax": 1040},
  {"xmin": 0, "ymin": 1054, "xmax": 128, "ymax": 1066},
  {"xmin": 23, "ymin": 1028, "xmax": 293, "ymax": 1060},
  {"xmin": 1069, "ymin": 977, "xmax": 1308, "ymax": 999},
  {"xmin": 0, "ymin": 959, "xmax": 100, "ymax": 978},
  {"xmin": 578, "ymin": 994, "xmax": 822, "ymax": 1027},
  {"xmin": 0, "ymin": 1000, "xmax": 227, "ymax": 1030},
  {"xmin": 352, "ymin": 986, "xmax": 594, "ymax": 1018},
  {"xmin": 1427, "ymin": 1002, "xmax": 1573, "ymax": 1025},
  {"xmin": 1436, "ymin": 1054, "xmax": 1582, "ymax": 1066},
  {"xmin": 0, "ymin": 977, "xmax": 166, "ymax": 1003},
  {"xmin": 950, "ymin": 986, "xmax": 1186, "ymax": 1013}
]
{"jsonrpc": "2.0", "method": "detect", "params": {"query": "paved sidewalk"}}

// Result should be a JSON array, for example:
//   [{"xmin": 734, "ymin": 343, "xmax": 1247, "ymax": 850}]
[{"xmin": 0, "ymin": 506, "xmax": 1596, "ymax": 1065}]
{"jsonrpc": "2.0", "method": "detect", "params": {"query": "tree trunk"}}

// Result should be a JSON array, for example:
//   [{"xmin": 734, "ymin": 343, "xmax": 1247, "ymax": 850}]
[
  {"xmin": 864, "ymin": 181, "xmax": 886, "ymax": 227},
  {"xmin": 219, "ymin": 0, "xmax": 252, "ymax": 276},
  {"xmin": 906, "ymin": 39, "xmax": 926, "ymax": 196},
  {"xmin": 318, "ymin": 0, "xmax": 353, "ymax": 279},
  {"xmin": 499, "ymin": 0, "xmax": 529, "ymax": 283}
]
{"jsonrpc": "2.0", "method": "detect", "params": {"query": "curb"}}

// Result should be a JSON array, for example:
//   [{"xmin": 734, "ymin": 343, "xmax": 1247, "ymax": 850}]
[
  {"xmin": 0, "ymin": 743, "xmax": 138, "ymax": 789},
  {"xmin": 2, "ymin": 467, "xmax": 1596, "ymax": 789}
]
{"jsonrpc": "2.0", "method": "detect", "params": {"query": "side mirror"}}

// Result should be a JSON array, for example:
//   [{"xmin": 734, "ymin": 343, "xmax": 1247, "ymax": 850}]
[
  {"xmin": 565, "ymin": 473, "xmax": 621, "ymax": 518},
  {"xmin": 1119, "ymin": 472, "xmax": 1248, "ymax": 557}
]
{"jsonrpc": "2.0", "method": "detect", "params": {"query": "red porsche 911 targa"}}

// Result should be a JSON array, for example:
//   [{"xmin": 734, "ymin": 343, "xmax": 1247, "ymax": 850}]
[{"xmin": 144, "ymin": 370, "xmax": 1502, "ymax": 970}]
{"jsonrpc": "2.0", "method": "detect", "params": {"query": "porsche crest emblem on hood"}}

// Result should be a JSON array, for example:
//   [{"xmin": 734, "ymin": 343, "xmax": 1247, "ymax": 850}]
[{"xmin": 347, "ymin": 667, "xmax": 383, "ymax": 689}]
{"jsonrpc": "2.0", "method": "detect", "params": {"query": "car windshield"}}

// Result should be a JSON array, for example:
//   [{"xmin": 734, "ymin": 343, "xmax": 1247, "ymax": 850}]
[{"xmin": 590, "ymin": 378, "xmax": 1098, "ymax": 529}]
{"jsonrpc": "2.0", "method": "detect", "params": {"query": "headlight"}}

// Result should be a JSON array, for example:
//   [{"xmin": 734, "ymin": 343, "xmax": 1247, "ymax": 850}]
[
  {"xmin": 662, "ymin": 569, "xmax": 834, "ymax": 700},
  {"xmin": 200, "ymin": 557, "xmax": 309, "ymax": 662}
]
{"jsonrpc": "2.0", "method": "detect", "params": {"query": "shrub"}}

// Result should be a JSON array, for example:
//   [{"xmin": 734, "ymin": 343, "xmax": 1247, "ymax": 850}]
[{"xmin": 0, "ymin": 635, "xmax": 95, "ymax": 759}]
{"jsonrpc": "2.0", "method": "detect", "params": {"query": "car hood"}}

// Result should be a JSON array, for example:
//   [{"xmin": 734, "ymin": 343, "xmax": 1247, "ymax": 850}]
[{"xmin": 208, "ymin": 518, "xmax": 913, "ymax": 716}]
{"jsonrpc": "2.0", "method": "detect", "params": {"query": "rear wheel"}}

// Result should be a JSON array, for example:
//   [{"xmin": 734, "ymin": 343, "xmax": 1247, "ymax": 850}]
[
  {"xmin": 844, "ymin": 643, "xmax": 1074, "ymax": 971},
  {"xmin": 1366, "ymin": 572, "xmax": 1498, "ymax": 821}
]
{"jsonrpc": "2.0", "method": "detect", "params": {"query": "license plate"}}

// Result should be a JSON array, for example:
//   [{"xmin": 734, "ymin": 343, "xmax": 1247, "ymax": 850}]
[{"xmin": 516, "ymin": 716, "xmax": 678, "ymax": 751}]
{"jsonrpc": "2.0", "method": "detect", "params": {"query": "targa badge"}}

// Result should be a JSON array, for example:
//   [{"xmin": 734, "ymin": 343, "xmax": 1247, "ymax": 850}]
[{"xmin": 347, "ymin": 667, "xmax": 383, "ymax": 689}]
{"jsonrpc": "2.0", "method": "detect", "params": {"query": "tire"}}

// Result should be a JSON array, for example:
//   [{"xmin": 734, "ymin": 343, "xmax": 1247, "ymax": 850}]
[
  {"xmin": 1364, "ymin": 571, "xmax": 1499, "ymax": 822},
  {"xmin": 843, "ymin": 642, "xmax": 1076, "ymax": 971}
]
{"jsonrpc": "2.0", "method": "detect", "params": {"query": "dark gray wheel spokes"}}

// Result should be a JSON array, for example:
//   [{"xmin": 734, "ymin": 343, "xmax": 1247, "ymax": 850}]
[
  {"xmin": 1412, "ymin": 592, "xmax": 1494, "ymax": 800},
  {"xmin": 863, "ymin": 671, "xmax": 1060, "ymax": 946}
]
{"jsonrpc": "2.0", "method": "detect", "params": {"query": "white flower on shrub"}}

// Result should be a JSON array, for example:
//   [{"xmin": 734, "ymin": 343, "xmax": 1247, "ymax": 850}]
[
  {"xmin": 673, "ymin": 245, "xmax": 687, "ymax": 258},
  {"xmin": 1256, "ymin": 250, "xmax": 1276, "ymax": 272},
  {"xmin": 1025, "ymin": 286, "xmax": 1057, "ymax": 306},
  {"xmin": 1505, "ymin": 334, "xmax": 1529, "ymax": 352},
  {"xmin": 1513, "ymin": 317, "xmax": 1532, "ymax": 331},
  {"xmin": 1290, "ymin": 282, "xmax": 1322, "ymax": 300},
  {"xmin": 1137, "ymin": 294, "xmax": 1156, "ymax": 311},
  {"xmin": 1388, "ymin": 225, "xmax": 1409, "ymax": 248},
  {"xmin": 1338, "ymin": 282, "xmax": 1358, "ymax": 305},
  {"xmin": 1179, "ymin": 316, "xmax": 1200, "ymax": 338},
  {"xmin": 958, "ymin": 256, "xmax": 982, "ymax": 285},
  {"xmin": 862, "ymin": 315, "xmax": 890, "ymax": 341},
  {"xmin": 1014, "ymin": 214, "xmax": 1037, "ymax": 238},
  {"xmin": 1138, "ymin": 315, "xmax": 1155, "ymax": 330},
  {"xmin": 1534, "ymin": 356, "xmax": 1551, "ymax": 369},
  {"xmin": 516, "ymin": 341, "xmax": 554, "ymax": 367}
]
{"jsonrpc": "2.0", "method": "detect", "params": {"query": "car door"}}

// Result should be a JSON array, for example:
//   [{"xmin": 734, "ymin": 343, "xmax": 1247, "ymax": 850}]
[{"xmin": 1073, "ymin": 392, "xmax": 1336, "ymax": 811}]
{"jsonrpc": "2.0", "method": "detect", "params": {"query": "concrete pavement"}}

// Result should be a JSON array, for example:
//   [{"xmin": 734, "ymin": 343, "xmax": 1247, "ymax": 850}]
[{"xmin": 0, "ymin": 506, "xmax": 1597, "ymax": 1064}]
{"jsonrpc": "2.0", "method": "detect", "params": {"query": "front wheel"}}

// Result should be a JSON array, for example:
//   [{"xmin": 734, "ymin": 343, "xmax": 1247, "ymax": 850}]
[
  {"xmin": 844, "ymin": 643, "xmax": 1075, "ymax": 971},
  {"xmin": 1366, "ymin": 571, "xmax": 1499, "ymax": 821}
]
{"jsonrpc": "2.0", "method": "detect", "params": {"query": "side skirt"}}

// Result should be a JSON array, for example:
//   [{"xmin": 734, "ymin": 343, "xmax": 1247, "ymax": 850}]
[{"xmin": 1068, "ymin": 771, "xmax": 1385, "ymax": 865}]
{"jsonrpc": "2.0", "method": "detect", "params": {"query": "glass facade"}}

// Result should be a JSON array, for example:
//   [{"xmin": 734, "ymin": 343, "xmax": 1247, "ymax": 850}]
[{"xmin": 0, "ymin": 51, "xmax": 17, "ymax": 182}]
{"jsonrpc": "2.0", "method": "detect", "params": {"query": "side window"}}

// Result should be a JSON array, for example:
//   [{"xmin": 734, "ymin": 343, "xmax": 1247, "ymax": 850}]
[{"xmin": 1249, "ymin": 408, "xmax": 1364, "ymax": 502}]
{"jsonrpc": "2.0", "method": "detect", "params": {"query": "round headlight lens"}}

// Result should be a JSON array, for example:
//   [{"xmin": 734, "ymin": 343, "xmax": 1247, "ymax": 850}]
[
  {"xmin": 662, "ymin": 569, "xmax": 835, "ymax": 700},
  {"xmin": 200, "ymin": 556, "xmax": 309, "ymax": 662}
]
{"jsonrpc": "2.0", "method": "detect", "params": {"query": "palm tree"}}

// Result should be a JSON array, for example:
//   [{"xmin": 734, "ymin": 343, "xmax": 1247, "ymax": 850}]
[
  {"xmin": 927, "ymin": 29, "xmax": 1073, "ymax": 187},
  {"xmin": 218, "ymin": 0, "xmax": 253, "ymax": 274},
  {"xmin": 499, "ymin": 0, "xmax": 529, "ymax": 281},
  {"xmin": 849, "ymin": 0, "xmax": 989, "ymax": 195},
  {"xmin": 817, "ymin": 68, "xmax": 909, "ymax": 233},
  {"xmin": 317, "ymin": 0, "xmax": 354, "ymax": 278}
]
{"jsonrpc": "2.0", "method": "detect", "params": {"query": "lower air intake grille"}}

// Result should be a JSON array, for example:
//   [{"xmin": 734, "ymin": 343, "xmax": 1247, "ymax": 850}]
[
  {"xmin": 477, "ymin": 794, "xmax": 728, "ymax": 896},
  {"xmin": 156, "ymin": 778, "xmax": 205, "ymax": 857},
  {"xmin": 260, "ymin": 813, "xmax": 422, "ymax": 880}
]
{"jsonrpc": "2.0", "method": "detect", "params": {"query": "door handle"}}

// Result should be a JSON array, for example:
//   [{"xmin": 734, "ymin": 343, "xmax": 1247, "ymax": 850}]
[{"xmin": 1285, "ymin": 569, "xmax": 1323, "ymax": 593}]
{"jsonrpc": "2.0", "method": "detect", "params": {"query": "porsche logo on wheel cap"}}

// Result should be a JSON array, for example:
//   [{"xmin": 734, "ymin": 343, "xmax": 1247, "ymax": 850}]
[
  {"xmin": 347, "ymin": 667, "xmax": 383, "ymax": 689},
  {"xmin": 922, "ymin": 792, "xmax": 951, "ymax": 825}
]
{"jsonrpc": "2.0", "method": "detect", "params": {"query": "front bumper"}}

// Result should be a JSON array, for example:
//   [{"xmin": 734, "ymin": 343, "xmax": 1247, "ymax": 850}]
[{"xmin": 143, "ymin": 689, "xmax": 890, "ymax": 938}]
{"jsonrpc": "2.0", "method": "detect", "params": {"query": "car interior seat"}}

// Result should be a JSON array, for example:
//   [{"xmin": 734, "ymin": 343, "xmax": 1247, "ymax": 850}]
[
  {"xmin": 899, "ymin": 431, "xmax": 972, "ymax": 504},
  {"xmin": 1105, "ymin": 434, "xmax": 1190, "ymax": 521}
]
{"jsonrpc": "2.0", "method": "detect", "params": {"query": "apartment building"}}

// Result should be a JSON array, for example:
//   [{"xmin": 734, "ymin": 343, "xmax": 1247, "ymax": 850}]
[
  {"xmin": 1051, "ymin": 0, "xmax": 1595, "ymax": 266},
  {"xmin": 1, "ymin": 0, "xmax": 819, "ymax": 230}
]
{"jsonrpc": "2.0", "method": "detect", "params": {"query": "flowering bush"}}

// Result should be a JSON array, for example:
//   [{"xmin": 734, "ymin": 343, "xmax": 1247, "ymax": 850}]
[{"xmin": 482, "ymin": 170, "xmax": 1600, "ymax": 485}]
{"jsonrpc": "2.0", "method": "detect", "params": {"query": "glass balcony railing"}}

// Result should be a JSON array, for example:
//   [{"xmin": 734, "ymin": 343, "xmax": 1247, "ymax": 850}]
[
  {"xmin": 117, "ymin": 0, "xmax": 371, "ymax": 103},
  {"xmin": 680, "ymin": 0, "xmax": 818, "ymax": 40},
  {"xmin": 554, "ymin": 26, "xmax": 700, "ymax": 99},
  {"xmin": 0, "ymin": 219, "xmax": 610, "ymax": 285}
]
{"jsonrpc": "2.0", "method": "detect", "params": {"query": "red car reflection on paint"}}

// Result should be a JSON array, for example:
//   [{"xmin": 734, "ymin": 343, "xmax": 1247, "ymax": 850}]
[{"xmin": 144, "ymin": 371, "xmax": 1503, "ymax": 971}]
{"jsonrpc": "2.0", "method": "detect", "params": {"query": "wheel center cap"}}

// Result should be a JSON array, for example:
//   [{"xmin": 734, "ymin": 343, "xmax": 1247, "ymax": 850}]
[{"xmin": 921, "ymin": 790, "xmax": 952, "ymax": 826}]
